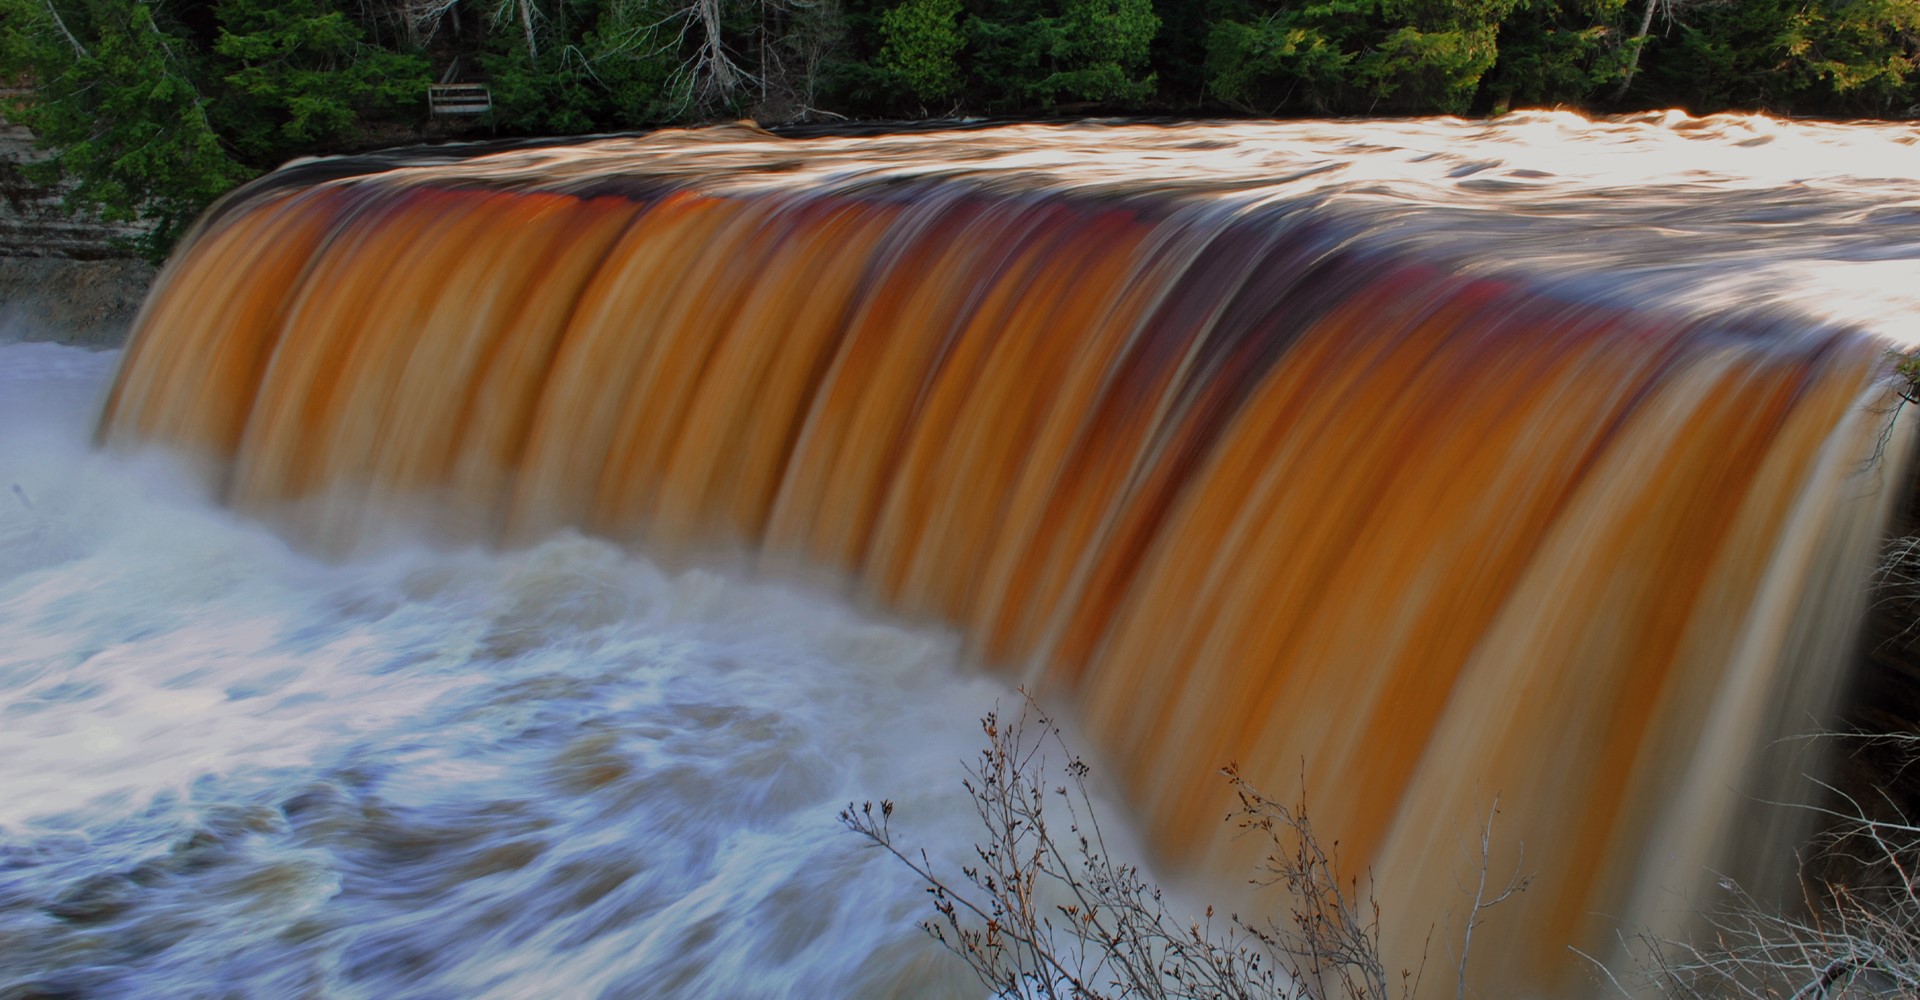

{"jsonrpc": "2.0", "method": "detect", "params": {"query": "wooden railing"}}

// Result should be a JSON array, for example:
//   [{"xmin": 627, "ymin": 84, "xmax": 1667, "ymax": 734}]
[{"xmin": 428, "ymin": 84, "xmax": 492, "ymax": 116}]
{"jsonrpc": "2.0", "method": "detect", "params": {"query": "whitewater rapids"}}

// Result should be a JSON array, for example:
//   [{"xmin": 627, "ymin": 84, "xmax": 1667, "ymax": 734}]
[{"xmin": 0, "ymin": 337, "xmax": 1064, "ymax": 998}]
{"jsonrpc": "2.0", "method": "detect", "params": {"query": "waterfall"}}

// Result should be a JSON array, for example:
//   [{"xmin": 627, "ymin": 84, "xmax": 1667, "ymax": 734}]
[{"xmin": 97, "ymin": 114, "xmax": 1920, "ymax": 992}]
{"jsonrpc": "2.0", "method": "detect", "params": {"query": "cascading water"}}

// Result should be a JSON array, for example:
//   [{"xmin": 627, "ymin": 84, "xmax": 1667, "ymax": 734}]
[
  {"xmin": 0, "ymin": 340, "xmax": 1009, "ymax": 998},
  {"xmin": 12, "ymin": 111, "xmax": 1920, "ymax": 995}
]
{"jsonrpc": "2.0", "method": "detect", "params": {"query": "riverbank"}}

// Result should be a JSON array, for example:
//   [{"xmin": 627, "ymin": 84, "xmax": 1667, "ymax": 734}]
[
  {"xmin": 0, "ymin": 257, "xmax": 153, "ymax": 348},
  {"xmin": 2, "ymin": 101, "xmax": 155, "ymax": 347}
]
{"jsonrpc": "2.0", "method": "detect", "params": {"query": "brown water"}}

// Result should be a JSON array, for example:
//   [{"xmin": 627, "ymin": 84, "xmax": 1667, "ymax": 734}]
[{"xmin": 95, "ymin": 112, "xmax": 1920, "ymax": 993}]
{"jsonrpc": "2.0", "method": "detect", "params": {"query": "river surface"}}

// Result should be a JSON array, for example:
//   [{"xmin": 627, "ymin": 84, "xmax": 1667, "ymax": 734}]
[{"xmin": 0, "ymin": 338, "xmax": 1046, "ymax": 998}]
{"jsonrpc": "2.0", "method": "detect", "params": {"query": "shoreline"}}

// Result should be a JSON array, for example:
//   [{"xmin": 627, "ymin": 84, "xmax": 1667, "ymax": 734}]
[
  {"xmin": 3, "ymin": 113, "xmax": 154, "ymax": 348},
  {"xmin": 0, "ymin": 256, "xmax": 153, "ymax": 349}
]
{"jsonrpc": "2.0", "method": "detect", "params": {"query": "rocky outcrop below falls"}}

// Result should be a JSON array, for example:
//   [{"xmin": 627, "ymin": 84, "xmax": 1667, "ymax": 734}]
[{"xmin": 1, "ymin": 97, "xmax": 155, "ymax": 347}]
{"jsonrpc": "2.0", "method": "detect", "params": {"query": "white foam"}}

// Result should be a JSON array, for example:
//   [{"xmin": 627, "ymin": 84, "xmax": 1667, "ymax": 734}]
[{"xmin": 0, "ymin": 340, "xmax": 1117, "ymax": 997}]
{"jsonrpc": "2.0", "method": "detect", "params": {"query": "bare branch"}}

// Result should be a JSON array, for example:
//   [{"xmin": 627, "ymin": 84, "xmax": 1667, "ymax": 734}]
[
  {"xmin": 1610, "ymin": 733, "xmax": 1920, "ymax": 996},
  {"xmin": 41, "ymin": 0, "xmax": 88, "ymax": 59},
  {"xmin": 846, "ymin": 693, "xmax": 1530, "ymax": 999},
  {"xmin": 1455, "ymin": 797, "xmax": 1531, "ymax": 1000}
]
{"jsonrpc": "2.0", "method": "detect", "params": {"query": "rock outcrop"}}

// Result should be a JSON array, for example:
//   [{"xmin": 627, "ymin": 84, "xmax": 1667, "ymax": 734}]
[{"xmin": 1, "ymin": 95, "xmax": 155, "ymax": 346}]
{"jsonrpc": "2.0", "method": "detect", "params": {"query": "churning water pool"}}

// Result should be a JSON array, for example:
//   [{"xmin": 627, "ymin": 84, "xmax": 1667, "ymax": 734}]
[{"xmin": 0, "ymin": 338, "xmax": 1043, "ymax": 998}]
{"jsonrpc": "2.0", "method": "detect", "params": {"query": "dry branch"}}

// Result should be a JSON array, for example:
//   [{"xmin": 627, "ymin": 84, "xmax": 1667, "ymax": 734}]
[{"xmin": 842, "ymin": 692, "xmax": 1529, "ymax": 999}]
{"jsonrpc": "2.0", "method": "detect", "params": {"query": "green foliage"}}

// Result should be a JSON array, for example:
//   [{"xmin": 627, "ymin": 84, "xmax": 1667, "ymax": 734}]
[
  {"xmin": 1208, "ymin": 0, "xmax": 1522, "ymax": 114},
  {"xmin": 1042, "ymin": 0, "xmax": 1161, "ymax": 103},
  {"xmin": 1891, "ymin": 348, "xmax": 1920, "ymax": 404},
  {"xmin": 880, "ymin": 0, "xmax": 964, "ymax": 102},
  {"xmin": 961, "ymin": 2, "xmax": 1047, "ymax": 108},
  {"xmin": 1639, "ymin": 0, "xmax": 1919, "ymax": 113},
  {"xmin": 476, "ymin": 0, "xmax": 683, "ymax": 132},
  {"xmin": 1145, "ymin": 0, "xmax": 1214, "ymax": 108},
  {"xmin": 1370, "ymin": 15, "xmax": 1508, "ymax": 112},
  {"xmin": 1206, "ymin": 2, "xmax": 1360, "ymax": 114},
  {"xmin": 1, "ymin": 0, "xmax": 1918, "ymax": 264},
  {"xmin": 1483, "ymin": 0, "xmax": 1631, "ymax": 109},
  {"xmin": 964, "ymin": 0, "xmax": 1161, "ymax": 110},
  {"xmin": 0, "ymin": 0, "xmax": 251, "ymax": 260},
  {"xmin": 769, "ymin": 0, "xmax": 852, "ymax": 114},
  {"xmin": 585, "ymin": 31, "xmax": 680, "ymax": 128},
  {"xmin": 796, "ymin": 0, "xmax": 896, "ymax": 110},
  {"xmin": 211, "ymin": 0, "xmax": 429, "ymax": 163},
  {"xmin": 480, "ymin": 37, "xmax": 609, "ymax": 133},
  {"xmin": 1774, "ymin": 0, "xmax": 1920, "ymax": 108}
]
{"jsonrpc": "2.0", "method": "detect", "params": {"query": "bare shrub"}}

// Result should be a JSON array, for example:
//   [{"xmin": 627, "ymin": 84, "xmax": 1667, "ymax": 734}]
[
  {"xmin": 1873, "ymin": 536, "xmax": 1920, "ymax": 649},
  {"xmin": 840, "ymin": 693, "xmax": 1528, "ymax": 1000},
  {"xmin": 1601, "ymin": 735, "xmax": 1920, "ymax": 998}
]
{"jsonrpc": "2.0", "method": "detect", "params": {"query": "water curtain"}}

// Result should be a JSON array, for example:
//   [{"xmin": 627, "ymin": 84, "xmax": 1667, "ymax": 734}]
[{"xmin": 98, "ymin": 118, "xmax": 1915, "ymax": 991}]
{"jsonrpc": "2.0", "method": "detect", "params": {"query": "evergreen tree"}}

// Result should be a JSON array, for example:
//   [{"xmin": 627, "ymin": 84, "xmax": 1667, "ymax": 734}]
[
  {"xmin": 880, "ymin": 0, "xmax": 963, "ymax": 105},
  {"xmin": 965, "ymin": 0, "xmax": 1161, "ymax": 110},
  {"xmin": 3, "ymin": 0, "xmax": 1919, "ymax": 262},
  {"xmin": 1208, "ymin": 0, "xmax": 1524, "ymax": 115},
  {"xmin": 1483, "ymin": 0, "xmax": 1632, "ymax": 111},
  {"xmin": 0, "ymin": 0, "xmax": 250, "ymax": 258},
  {"xmin": 211, "ymin": 0, "xmax": 429, "ymax": 163},
  {"xmin": 1637, "ymin": 0, "xmax": 1918, "ymax": 113}
]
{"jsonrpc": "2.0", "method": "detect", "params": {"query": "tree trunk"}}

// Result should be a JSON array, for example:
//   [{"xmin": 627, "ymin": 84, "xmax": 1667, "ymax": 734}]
[
  {"xmin": 697, "ymin": 0, "xmax": 737, "ymax": 99},
  {"xmin": 1612, "ymin": 0, "xmax": 1659, "ymax": 102},
  {"xmin": 41, "ymin": 0, "xmax": 89, "ymax": 58},
  {"xmin": 518, "ymin": 0, "xmax": 539, "ymax": 61}
]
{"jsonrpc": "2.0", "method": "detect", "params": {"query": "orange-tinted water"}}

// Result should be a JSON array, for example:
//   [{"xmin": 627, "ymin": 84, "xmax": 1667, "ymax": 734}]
[{"xmin": 98, "ymin": 115, "xmax": 1920, "ymax": 992}]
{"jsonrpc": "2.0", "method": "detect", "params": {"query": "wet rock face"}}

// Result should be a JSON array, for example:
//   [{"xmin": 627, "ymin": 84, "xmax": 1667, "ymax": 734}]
[
  {"xmin": 0, "ymin": 108, "xmax": 155, "ymax": 347},
  {"xmin": 0, "ymin": 115, "xmax": 145, "ymax": 259},
  {"xmin": 0, "ymin": 256, "xmax": 154, "ymax": 347}
]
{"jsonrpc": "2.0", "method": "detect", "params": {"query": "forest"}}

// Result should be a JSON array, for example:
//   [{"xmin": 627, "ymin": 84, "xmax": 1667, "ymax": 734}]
[{"xmin": 3, "ymin": 0, "xmax": 1918, "ymax": 256}]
